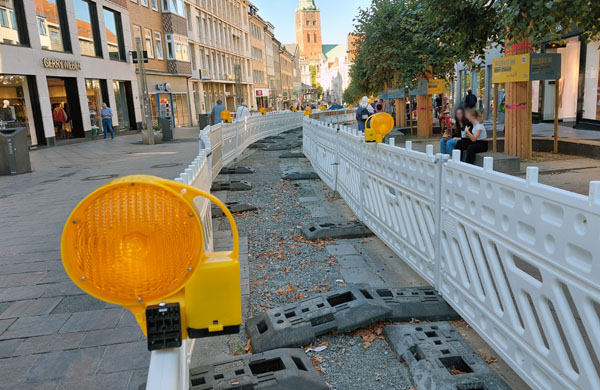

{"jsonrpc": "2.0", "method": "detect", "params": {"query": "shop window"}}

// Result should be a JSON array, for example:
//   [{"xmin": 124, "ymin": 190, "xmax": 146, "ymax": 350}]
[
  {"xmin": 0, "ymin": 75, "xmax": 34, "ymax": 145},
  {"xmin": 35, "ymin": 0, "xmax": 70, "ymax": 52},
  {"xmin": 154, "ymin": 31, "xmax": 163, "ymax": 60},
  {"xmin": 103, "ymin": 7, "xmax": 125, "ymax": 61},
  {"xmin": 85, "ymin": 79, "xmax": 102, "ymax": 131},
  {"xmin": 144, "ymin": 28, "xmax": 153, "ymax": 58},
  {"xmin": 74, "ymin": 0, "xmax": 101, "ymax": 57}
]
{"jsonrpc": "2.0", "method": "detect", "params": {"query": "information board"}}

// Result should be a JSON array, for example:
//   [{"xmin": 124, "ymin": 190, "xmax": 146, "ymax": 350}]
[{"xmin": 492, "ymin": 54, "xmax": 530, "ymax": 83}]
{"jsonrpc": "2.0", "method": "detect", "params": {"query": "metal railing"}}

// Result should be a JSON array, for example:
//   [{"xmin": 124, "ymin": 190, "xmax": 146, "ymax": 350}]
[
  {"xmin": 303, "ymin": 112, "xmax": 600, "ymax": 390},
  {"xmin": 144, "ymin": 110, "xmax": 305, "ymax": 390}
]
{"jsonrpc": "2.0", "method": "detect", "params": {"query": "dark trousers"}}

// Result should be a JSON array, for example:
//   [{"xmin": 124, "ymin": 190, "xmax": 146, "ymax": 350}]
[{"xmin": 456, "ymin": 139, "xmax": 488, "ymax": 164}]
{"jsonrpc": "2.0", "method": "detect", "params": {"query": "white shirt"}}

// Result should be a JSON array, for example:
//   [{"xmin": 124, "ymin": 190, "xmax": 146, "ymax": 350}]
[
  {"xmin": 472, "ymin": 123, "xmax": 488, "ymax": 140},
  {"xmin": 236, "ymin": 106, "xmax": 250, "ymax": 120}
]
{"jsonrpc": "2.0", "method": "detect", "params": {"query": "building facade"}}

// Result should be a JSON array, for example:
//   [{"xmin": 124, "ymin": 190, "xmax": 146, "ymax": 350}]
[
  {"xmin": 0, "ymin": 0, "xmax": 140, "ymax": 146},
  {"xmin": 184, "ymin": 0, "xmax": 253, "ymax": 123},
  {"xmin": 294, "ymin": 0, "xmax": 321, "ymax": 62},
  {"xmin": 248, "ymin": 6, "xmax": 268, "ymax": 110},
  {"xmin": 128, "ymin": 0, "xmax": 191, "ymax": 128}
]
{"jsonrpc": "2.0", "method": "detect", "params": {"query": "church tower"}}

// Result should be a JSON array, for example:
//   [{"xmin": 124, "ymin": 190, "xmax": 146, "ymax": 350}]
[{"xmin": 295, "ymin": 0, "xmax": 322, "ymax": 61}]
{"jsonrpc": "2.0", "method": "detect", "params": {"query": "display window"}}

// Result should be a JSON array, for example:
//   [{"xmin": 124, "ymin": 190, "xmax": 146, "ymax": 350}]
[{"xmin": 0, "ymin": 74, "xmax": 35, "ymax": 145}]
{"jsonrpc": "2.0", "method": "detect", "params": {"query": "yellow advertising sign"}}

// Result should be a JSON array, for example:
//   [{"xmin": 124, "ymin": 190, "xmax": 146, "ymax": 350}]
[
  {"xmin": 492, "ymin": 54, "xmax": 530, "ymax": 83},
  {"xmin": 427, "ymin": 79, "xmax": 445, "ymax": 94}
]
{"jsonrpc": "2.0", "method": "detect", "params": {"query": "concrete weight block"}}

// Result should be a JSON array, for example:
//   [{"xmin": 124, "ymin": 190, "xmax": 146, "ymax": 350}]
[
  {"xmin": 220, "ymin": 166, "xmax": 255, "ymax": 174},
  {"xmin": 300, "ymin": 221, "xmax": 373, "ymax": 241},
  {"xmin": 211, "ymin": 180, "xmax": 252, "ymax": 191},
  {"xmin": 212, "ymin": 202, "xmax": 258, "ymax": 217},
  {"xmin": 281, "ymin": 172, "xmax": 320, "ymax": 180},
  {"xmin": 373, "ymin": 287, "xmax": 459, "ymax": 322}
]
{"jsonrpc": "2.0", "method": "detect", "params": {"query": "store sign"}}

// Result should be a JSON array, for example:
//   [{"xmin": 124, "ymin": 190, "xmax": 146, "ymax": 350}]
[
  {"xmin": 283, "ymin": 92, "xmax": 288, "ymax": 97},
  {"xmin": 427, "ymin": 79, "xmax": 445, "ymax": 94},
  {"xmin": 530, "ymin": 53, "xmax": 561, "ymax": 81},
  {"xmin": 42, "ymin": 58, "xmax": 81, "ymax": 71},
  {"xmin": 256, "ymin": 90, "xmax": 263, "ymax": 96},
  {"xmin": 155, "ymin": 83, "xmax": 172, "ymax": 92},
  {"xmin": 409, "ymin": 80, "xmax": 428, "ymax": 96},
  {"xmin": 201, "ymin": 69, "xmax": 210, "ymax": 80},
  {"xmin": 492, "ymin": 54, "xmax": 530, "ymax": 83},
  {"xmin": 226, "ymin": 74, "xmax": 236, "ymax": 81}
]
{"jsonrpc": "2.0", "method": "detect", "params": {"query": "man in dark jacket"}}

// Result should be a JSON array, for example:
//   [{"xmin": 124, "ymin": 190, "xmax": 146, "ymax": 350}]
[{"xmin": 465, "ymin": 90, "xmax": 477, "ymax": 109}]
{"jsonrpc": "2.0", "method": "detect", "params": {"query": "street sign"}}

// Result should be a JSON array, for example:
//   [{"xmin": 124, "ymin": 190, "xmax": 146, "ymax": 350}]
[
  {"xmin": 530, "ymin": 53, "xmax": 561, "ymax": 81},
  {"xmin": 131, "ymin": 51, "xmax": 149, "ymax": 64},
  {"xmin": 387, "ymin": 88, "xmax": 405, "ymax": 99},
  {"xmin": 409, "ymin": 80, "xmax": 427, "ymax": 96},
  {"xmin": 492, "ymin": 54, "xmax": 530, "ymax": 83},
  {"xmin": 427, "ymin": 79, "xmax": 445, "ymax": 95}
]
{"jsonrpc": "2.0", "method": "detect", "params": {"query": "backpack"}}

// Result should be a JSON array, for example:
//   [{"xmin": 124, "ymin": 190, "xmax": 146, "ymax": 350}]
[
  {"xmin": 359, "ymin": 106, "xmax": 371, "ymax": 120},
  {"xmin": 466, "ymin": 94, "xmax": 477, "ymax": 107}
]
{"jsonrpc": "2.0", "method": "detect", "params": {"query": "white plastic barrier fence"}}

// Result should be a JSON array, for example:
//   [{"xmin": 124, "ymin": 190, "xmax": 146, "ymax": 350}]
[
  {"xmin": 145, "ymin": 111, "xmax": 304, "ymax": 390},
  {"xmin": 303, "ymin": 115, "xmax": 600, "ymax": 390}
]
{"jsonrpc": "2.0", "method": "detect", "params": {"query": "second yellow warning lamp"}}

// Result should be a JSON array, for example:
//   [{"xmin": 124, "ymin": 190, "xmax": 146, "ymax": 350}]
[
  {"xmin": 61, "ymin": 175, "xmax": 241, "ymax": 351},
  {"xmin": 365, "ymin": 112, "xmax": 394, "ymax": 143},
  {"xmin": 259, "ymin": 107, "xmax": 267, "ymax": 115},
  {"xmin": 304, "ymin": 107, "xmax": 312, "ymax": 116},
  {"xmin": 220, "ymin": 110, "xmax": 233, "ymax": 123}
]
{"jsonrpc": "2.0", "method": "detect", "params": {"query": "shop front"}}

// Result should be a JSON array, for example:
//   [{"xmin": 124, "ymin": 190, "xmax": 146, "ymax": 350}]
[
  {"xmin": 0, "ymin": 75, "xmax": 43, "ymax": 146},
  {"xmin": 146, "ymin": 74, "xmax": 190, "ymax": 128}
]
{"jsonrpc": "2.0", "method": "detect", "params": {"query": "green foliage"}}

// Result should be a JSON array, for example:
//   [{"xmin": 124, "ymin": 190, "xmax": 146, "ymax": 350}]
[{"xmin": 343, "ymin": 82, "xmax": 364, "ymax": 104}]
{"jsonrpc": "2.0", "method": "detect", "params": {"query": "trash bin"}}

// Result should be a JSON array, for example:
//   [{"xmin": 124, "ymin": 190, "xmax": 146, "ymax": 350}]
[
  {"xmin": 198, "ymin": 114, "xmax": 210, "ymax": 130},
  {"xmin": 0, "ymin": 127, "xmax": 31, "ymax": 175},
  {"xmin": 159, "ymin": 117, "xmax": 173, "ymax": 142}
]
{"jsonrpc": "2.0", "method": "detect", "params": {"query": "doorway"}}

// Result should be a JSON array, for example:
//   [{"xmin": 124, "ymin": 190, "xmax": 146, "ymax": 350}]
[
  {"xmin": 47, "ymin": 77, "xmax": 84, "ymax": 140},
  {"xmin": 113, "ymin": 80, "xmax": 133, "ymax": 130}
]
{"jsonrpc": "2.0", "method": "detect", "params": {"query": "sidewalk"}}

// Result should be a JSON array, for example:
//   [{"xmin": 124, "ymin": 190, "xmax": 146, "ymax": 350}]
[{"xmin": 0, "ymin": 128, "xmax": 200, "ymax": 389}]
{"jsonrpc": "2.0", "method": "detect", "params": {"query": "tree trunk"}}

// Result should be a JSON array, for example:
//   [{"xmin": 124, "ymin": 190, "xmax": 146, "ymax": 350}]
[
  {"xmin": 417, "ymin": 94, "xmax": 433, "ymax": 137},
  {"xmin": 504, "ymin": 41, "xmax": 532, "ymax": 158}
]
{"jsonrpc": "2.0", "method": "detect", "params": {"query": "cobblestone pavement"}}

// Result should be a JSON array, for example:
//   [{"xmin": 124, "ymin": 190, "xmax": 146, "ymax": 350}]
[{"xmin": 0, "ymin": 129, "xmax": 200, "ymax": 389}]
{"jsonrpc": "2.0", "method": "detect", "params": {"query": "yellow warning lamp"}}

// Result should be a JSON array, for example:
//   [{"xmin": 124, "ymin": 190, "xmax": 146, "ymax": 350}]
[
  {"xmin": 61, "ymin": 175, "xmax": 241, "ymax": 351},
  {"xmin": 259, "ymin": 107, "xmax": 266, "ymax": 115},
  {"xmin": 291, "ymin": 106, "xmax": 297, "ymax": 112},
  {"xmin": 304, "ymin": 107, "xmax": 312, "ymax": 116},
  {"xmin": 348, "ymin": 105, "xmax": 354, "ymax": 109},
  {"xmin": 365, "ymin": 112, "xmax": 394, "ymax": 143},
  {"xmin": 220, "ymin": 110, "xmax": 232, "ymax": 123}
]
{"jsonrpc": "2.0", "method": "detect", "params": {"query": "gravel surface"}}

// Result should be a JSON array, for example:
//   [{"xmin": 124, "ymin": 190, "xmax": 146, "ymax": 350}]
[{"xmin": 221, "ymin": 128, "xmax": 413, "ymax": 390}]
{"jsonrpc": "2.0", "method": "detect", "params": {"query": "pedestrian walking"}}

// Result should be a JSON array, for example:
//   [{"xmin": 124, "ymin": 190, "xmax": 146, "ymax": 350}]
[
  {"xmin": 440, "ymin": 107, "xmax": 470, "ymax": 156},
  {"xmin": 375, "ymin": 100, "xmax": 383, "ymax": 113},
  {"xmin": 435, "ymin": 94, "xmax": 443, "ymax": 118},
  {"xmin": 100, "ymin": 103, "xmax": 114, "ymax": 139},
  {"xmin": 236, "ymin": 101, "xmax": 250, "ymax": 120},
  {"xmin": 356, "ymin": 96, "xmax": 374, "ymax": 131},
  {"xmin": 211, "ymin": 100, "xmax": 226, "ymax": 124},
  {"xmin": 464, "ymin": 89, "xmax": 477, "ymax": 109},
  {"xmin": 456, "ymin": 109, "xmax": 488, "ymax": 164}
]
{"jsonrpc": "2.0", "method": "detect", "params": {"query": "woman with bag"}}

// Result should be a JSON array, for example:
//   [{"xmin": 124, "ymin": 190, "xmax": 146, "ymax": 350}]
[{"xmin": 356, "ymin": 96, "xmax": 375, "ymax": 131}]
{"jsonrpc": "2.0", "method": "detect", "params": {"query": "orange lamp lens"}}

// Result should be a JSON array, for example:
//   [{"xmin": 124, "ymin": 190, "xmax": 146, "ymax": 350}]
[{"xmin": 61, "ymin": 179, "xmax": 204, "ymax": 305}]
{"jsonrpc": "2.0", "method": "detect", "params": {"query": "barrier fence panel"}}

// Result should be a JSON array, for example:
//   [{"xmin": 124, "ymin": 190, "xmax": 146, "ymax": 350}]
[
  {"xmin": 441, "ymin": 151, "xmax": 600, "ymax": 390},
  {"xmin": 303, "ymin": 112, "xmax": 600, "ymax": 390},
  {"xmin": 145, "ymin": 111, "xmax": 304, "ymax": 390}
]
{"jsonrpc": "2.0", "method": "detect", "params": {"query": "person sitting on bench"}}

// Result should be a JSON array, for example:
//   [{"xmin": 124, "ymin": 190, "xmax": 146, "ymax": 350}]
[{"xmin": 456, "ymin": 109, "xmax": 488, "ymax": 164}]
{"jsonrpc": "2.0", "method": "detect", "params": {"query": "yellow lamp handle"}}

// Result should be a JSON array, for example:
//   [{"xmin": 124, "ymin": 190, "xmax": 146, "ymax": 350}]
[{"xmin": 365, "ymin": 115, "xmax": 373, "ymax": 129}]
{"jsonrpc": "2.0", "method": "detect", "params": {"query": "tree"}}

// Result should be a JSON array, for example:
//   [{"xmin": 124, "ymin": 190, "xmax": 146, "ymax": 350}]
[{"xmin": 343, "ymin": 82, "xmax": 364, "ymax": 104}]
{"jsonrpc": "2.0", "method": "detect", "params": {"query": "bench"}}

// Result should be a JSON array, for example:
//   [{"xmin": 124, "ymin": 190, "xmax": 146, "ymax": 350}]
[{"xmin": 474, "ymin": 151, "xmax": 521, "ymax": 173}]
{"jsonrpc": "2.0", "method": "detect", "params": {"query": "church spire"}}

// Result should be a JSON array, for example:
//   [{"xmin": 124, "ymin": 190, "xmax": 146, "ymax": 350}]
[{"xmin": 297, "ymin": 0, "xmax": 318, "ymax": 11}]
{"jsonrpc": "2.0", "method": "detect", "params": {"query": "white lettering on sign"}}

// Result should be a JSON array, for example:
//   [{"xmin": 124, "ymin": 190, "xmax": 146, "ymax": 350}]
[{"xmin": 42, "ymin": 58, "xmax": 82, "ymax": 71}]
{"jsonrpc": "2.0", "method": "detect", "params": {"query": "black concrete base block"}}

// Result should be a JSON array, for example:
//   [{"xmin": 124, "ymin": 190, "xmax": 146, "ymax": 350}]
[
  {"xmin": 263, "ymin": 143, "xmax": 302, "ymax": 151},
  {"xmin": 220, "ymin": 166, "xmax": 255, "ymax": 174},
  {"xmin": 281, "ymin": 172, "xmax": 320, "ymax": 180},
  {"xmin": 189, "ymin": 348, "xmax": 328, "ymax": 390},
  {"xmin": 373, "ymin": 286, "xmax": 460, "ymax": 322},
  {"xmin": 282, "ymin": 127, "xmax": 302, "ymax": 134},
  {"xmin": 264, "ymin": 136, "xmax": 285, "ymax": 140},
  {"xmin": 212, "ymin": 202, "xmax": 258, "ymax": 217},
  {"xmin": 301, "ymin": 221, "xmax": 373, "ymax": 241},
  {"xmin": 249, "ymin": 142, "xmax": 269, "ymax": 149},
  {"xmin": 211, "ymin": 180, "xmax": 252, "ymax": 191},
  {"xmin": 246, "ymin": 285, "xmax": 391, "ymax": 353},
  {"xmin": 279, "ymin": 152, "xmax": 306, "ymax": 159},
  {"xmin": 384, "ymin": 322, "xmax": 511, "ymax": 390}
]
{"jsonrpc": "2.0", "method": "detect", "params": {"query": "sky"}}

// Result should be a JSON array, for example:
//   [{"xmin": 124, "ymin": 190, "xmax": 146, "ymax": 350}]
[{"xmin": 250, "ymin": 0, "xmax": 371, "ymax": 45}]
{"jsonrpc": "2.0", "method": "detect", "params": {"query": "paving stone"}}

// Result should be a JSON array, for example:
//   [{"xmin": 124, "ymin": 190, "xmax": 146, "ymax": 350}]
[
  {"xmin": 59, "ymin": 308, "xmax": 123, "ymax": 333},
  {"xmin": 326, "ymin": 242, "xmax": 359, "ymax": 256},
  {"xmin": 0, "ymin": 260, "xmax": 62, "ymax": 275},
  {"xmin": 51, "ymin": 294, "xmax": 106, "ymax": 314},
  {"xmin": 0, "ymin": 317, "xmax": 16, "ymax": 334},
  {"xmin": 58, "ymin": 372, "xmax": 131, "ymax": 390},
  {"xmin": 0, "ymin": 355, "xmax": 39, "ymax": 387},
  {"xmin": 0, "ymin": 301, "xmax": 10, "ymax": 316},
  {"xmin": 127, "ymin": 369, "xmax": 148, "ymax": 390},
  {"xmin": 340, "ymin": 267, "xmax": 385, "ymax": 287},
  {"xmin": 37, "ymin": 270, "xmax": 70, "ymax": 284},
  {"xmin": 3, "ymin": 380, "xmax": 58, "ymax": 390},
  {"xmin": 15, "ymin": 332, "xmax": 85, "ymax": 356},
  {"xmin": 0, "ymin": 272, "xmax": 46, "ymax": 288},
  {"xmin": 97, "ymin": 341, "xmax": 151, "ymax": 374},
  {"xmin": 0, "ymin": 297, "xmax": 62, "ymax": 319},
  {"xmin": 336, "ymin": 255, "xmax": 369, "ymax": 268},
  {"xmin": 0, "ymin": 337, "xmax": 23, "ymax": 358},
  {"xmin": 0, "ymin": 314, "xmax": 70, "ymax": 340},
  {"xmin": 25, "ymin": 347, "xmax": 105, "ymax": 383},
  {"xmin": 41, "ymin": 281, "xmax": 84, "ymax": 297},
  {"xmin": 80, "ymin": 326, "xmax": 143, "ymax": 348},
  {"xmin": 118, "ymin": 310, "xmax": 139, "ymax": 328},
  {"xmin": 0, "ymin": 285, "xmax": 48, "ymax": 302}
]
